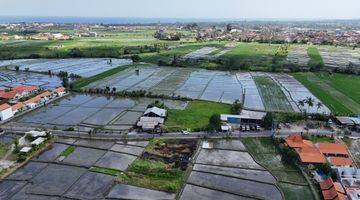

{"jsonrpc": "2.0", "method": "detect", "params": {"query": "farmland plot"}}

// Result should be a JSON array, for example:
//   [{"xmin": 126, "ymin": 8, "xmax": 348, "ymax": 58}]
[
  {"xmin": 253, "ymin": 73, "xmax": 294, "ymax": 112},
  {"xmin": 317, "ymin": 46, "xmax": 360, "ymax": 70},
  {"xmin": 242, "ymin": 137, "xmax": 314, "ymax": 200},
  {"xmin": 236, "ymin": 73, "xmax": 265, "ymax": 110},
  {"xmin": 180, "ymin": 140, "xmax": 283, "ymax": 200},
  {"xmin": 269, "ymin": 73, "xmax": 331, "ymax": 114},
  {"xmin": 0, "ymin": 58, "xmax": 132, "ymax": 77},
  {"xmin": 183, "ymin": 47, "xmax": 218, "ymax": 59},
  {"xmin": 14, "ymin": 94, "xmax": 187, "ymax": 131},
  {"xmin": 286, "ymin": 45, "xmax": 310, "ymax": 67},
  {"xmin": 0, "ymin": 69, "xmax": 62, "ymax": 90},
  {"xmin": 3, "ymin": 138, "xmax": 152, "ymax": 199}
]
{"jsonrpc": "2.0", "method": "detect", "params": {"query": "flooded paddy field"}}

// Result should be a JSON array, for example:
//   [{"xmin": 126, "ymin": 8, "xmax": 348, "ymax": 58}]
[
  {"xmin": 13, "ymin": 94, "xmax": 188, "ymax": 131},
  {"xmin": 180, "ymin": 139, "xmax": 283, "ymax": 200},
  {"xmin": 0, "ymin": 58, "xmax": 132, "ymax": 77},
  {"xmin": 0, "ymin": 69, "xmax": 62, "ymax": 90},
  {"xmin": 85, "ymin": 65, "xmax": 330, "ymax": 113},
  {"xmin": 183, "ymin": 47, "xmax": 218, "ymax": 59},
  {"xmin": 0, "ymin": 138, "xmax": 167, "ymax": 199}
]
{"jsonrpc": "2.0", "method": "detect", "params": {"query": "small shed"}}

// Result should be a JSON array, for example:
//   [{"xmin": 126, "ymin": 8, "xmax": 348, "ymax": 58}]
[
  {"xmin": 20, "ymin": 147, "xmax": 32, "ymax": 154},
  {"xmin": 31, "ymin": 137, "xmax": 46, "ymax": 146},
  {"xmin": 144, "ymin": 107, "xmax": 166, "ymax": 118}
]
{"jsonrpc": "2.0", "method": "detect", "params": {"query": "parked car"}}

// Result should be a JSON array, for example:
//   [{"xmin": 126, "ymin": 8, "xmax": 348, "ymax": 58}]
[{"xmin": 182, "ymin": 130, "xmax": 190, "ymax": 135}]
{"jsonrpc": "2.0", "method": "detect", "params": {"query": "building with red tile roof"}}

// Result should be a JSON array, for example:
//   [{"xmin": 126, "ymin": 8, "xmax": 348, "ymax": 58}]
[
  {"xmin": 320, "ymin": 178, "xmax": 347, "ymax": 200},
  {"xmin": 296, "ymin": 146, "xmax": 326, "ymax": 164},
  {"xmin": 0, "ymin": 103, "xmax": 14, "ymax": 121},
  {"xmin": 329, "ymin": 157, "xmax": 353, "ymax": 167},
  {"xmin": 12, "ymin": 85, "xmax": 38, "ymax": 94},
  {"xmin": 0, "ymin": 90, "xmax": 20, "ymax": 100},
  {"xmin": 317, "ymin": 143, "xmax": 350, "ymax": 157},
  {"xmin": 54, "ymin": 86, "xmax": 66, "ymax": 96},
  {"xmin": 11, "ymin": 102, "xmax": 24, "ymax": 113},
  {"xmin": 285, "ymin": 134, "xmax": 313, "ymax": 149}
]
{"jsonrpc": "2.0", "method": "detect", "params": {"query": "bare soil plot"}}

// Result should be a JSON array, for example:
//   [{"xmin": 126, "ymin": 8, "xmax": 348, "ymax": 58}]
[
  {"xmin": 286, "ymin": 45, "xmax": 310, "ymax": 67},
  {"xmin": 26, "ymin": 164, "xmax": 87, "ymax": 196},
  {"xmin": 116, "ymin": 140, "xmax": 149, "ymax": 148},
  {"xmin": 107, "ymin": 183, "xmax": 175, "ymax": 200},
  {"xmin": 95, "ymin": 151, "xmax": 137, "ymax": 171},
  {"xmin": 318, "ymin": 46, "xmax": 360, "ymax": 70},
  {"xmin": 211, "ymin": 139, "xmax": 246, "ymax": 151},
  {"xmin": 344, "ymin": 139, "xmax": 360, "ymax": 167},
  {"xmin": 64, "ymin": 171, "xmax": 115, "ymax": 200}
]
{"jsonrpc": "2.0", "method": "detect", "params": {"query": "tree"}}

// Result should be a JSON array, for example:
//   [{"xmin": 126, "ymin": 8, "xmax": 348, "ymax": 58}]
[
  {"xmin": 62, "ymin": 77, "xmax": 69, "ymax": 88},
  {"xmin": 231, "ymin": 100, "xmax": 243, "ymax": 114},
  {"xmin": 226, "ymin": 24, "xmax": 232, "ymax": 32},
  {"xmin": 262, "ymin": 112, "xmax": 275, "ymax": 130},
  {"xmin": 208, "ymin": 114, "xmax": 221, "ymax": 131},
  {"xmin": 305, "ymin": 97, "xmax": 314, "ymax": 113},
  {"xmin": 15, "ymin": 66, "xmax": 20, "ymax": 71},
  {"xmin": 131, "ymin": 54, "xmax": 141, "ymax": 63},
  {"xmin": 316, "ymin": 102, "xmax": 323, "ymax": 113}
]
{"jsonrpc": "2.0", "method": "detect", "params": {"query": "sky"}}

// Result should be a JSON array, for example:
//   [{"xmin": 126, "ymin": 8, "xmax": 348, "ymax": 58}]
[{"xmin": 0, "ymin": 0, "xmax": 359, "ymax": 20}]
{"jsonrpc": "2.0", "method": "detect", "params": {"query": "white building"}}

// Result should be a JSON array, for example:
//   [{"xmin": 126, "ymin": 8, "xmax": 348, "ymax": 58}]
[{"xmin": 0, "ymin": 103, "xmax": 14, "ymax": 121}]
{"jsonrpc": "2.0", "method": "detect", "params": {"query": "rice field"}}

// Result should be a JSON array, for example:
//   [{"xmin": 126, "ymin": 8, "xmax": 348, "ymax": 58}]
[
  {"xmin": 242, "ymin": 137, "xmax": 315, "ymax": 200},
  {"xmin": 317, "ymin": 46, "xmax": 360, "ymax": 70},
  {"xmin": 0, "ymin": 58, "xmax": 133, "ymax": 78},
  {"xmin": 293, "ymin": 72, "xmax": 360, "ymax": 115}
]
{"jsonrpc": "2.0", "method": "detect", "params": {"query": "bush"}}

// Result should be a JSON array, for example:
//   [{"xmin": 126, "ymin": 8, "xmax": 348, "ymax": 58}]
[
  {"xmin": 207, "ymin": 114, "xmax": 221, "ymax": 131},
  {"xmin": 17, "ymin": 154, "xmax": 27, "ymax": 163}
]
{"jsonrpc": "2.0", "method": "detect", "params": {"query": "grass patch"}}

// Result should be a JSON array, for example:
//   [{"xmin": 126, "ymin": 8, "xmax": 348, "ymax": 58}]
[
  {"xmin": 303, "ymin": 135, "xmax": 334, "ymax": 143},
  {"xmin": 118, "ymin": 159, "xmax": 185, "ymax": 193},
  {"xmin": 59, "ymin": 146, "xmax": 75, "ymax": 157},
  {"xmin": 73, "ymin": 64, "xmax": 135, "ymax": 89},
  {"xmin": 0, "ymin": 144, "xmax": 10, "ymax": 159},
  {"xmin": 90, "ymin": 166, "xmax": 122, "ymax": 176},
  {"xmin": 165, "ymin": 100, "xmax": 231, "ymax": 131},
  {"xmin": 293, "ymin": 72, "xmax": 358, "ymax": 115},
  {"xmin": 307, "ymin": 47, "xmax": 324, "ymax": 70}
]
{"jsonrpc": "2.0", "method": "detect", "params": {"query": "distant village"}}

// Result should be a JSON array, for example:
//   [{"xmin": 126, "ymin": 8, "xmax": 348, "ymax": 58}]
[{"xmin": 1, "ymin": 21, "xmax": 360, "ymax": 46}]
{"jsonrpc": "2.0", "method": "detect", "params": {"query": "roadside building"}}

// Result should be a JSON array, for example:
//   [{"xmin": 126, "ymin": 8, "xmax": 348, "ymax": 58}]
[
  {"xmin": 137, "ymin": 117, "xmax": 164, "ymax": 131},
  {"xmin": 0, "ymin": 90, "xmax": 20, "ymax": 101},
  {"xmin": 11, "ymin": 102, "xmax": 24, "ymax": 114},
  {"xmin": 143, "ymin": 107, "xmax": 166, "ymax": 118},
  {"xmin": 12, "ymin": 85, "xmax": 39, "ymax": 97},
  {"xmin": 319, "ymin": 177, "xmax": 347, "ymax": 200},
  {"xmin": 336, "ymin": 116, "xmax": 356, "ymax": 128},
  {"xmin": 53, "ymin": 86, "xmax": 66, "ymax": 97},
  {"xmin": 0, "ymin": 103, "xmax": 14, "ymax": 121},
  {"xmin": 333, "ymin": 167, "xmax": 360, "ymax": 200},
  {"xmin": 238, "ymin": 110, "xmax": 266, "ymax": 125},
  {"xmin": 317, "ymin": 143, "xmax": 350, "ymax": 158}
]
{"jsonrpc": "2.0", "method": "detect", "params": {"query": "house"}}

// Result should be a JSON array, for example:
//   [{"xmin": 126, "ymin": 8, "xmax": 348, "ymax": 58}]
[
  {"xmin": 333, "ymin": 167, "xmax": 360, "ymax": 200},
  {"xmin": 137, "ymin": 117, "xmax": 164, "ymax": 131},
  {"xmin": 285, "ymin": 134, "xmax": 326, "ymax": 164},
  {"xmin": 319, "ymin": 177, "xmax": 347, "ymax": 200},
  {"xmin": 12, "ymin": 85, "xmax": 38, "ymax": 97},
  {"xmin": 0, "ymin": 103, "xmax": 14, "ymax": 121},
  {"xmin": 296, "ymin": 146, "xmax": 326, "ymax": 164},
  {"xmin": 38, "ymin": 91, "xmax": 52, "ymax": 101},
  {"xmin": 11, "ymin": 102, "xmax": 24, "ymax": 114},
  {"xmin": 0, "ymin": 90, "xmax": 20, "ymax": 101},
  {"xmin": 53, "ymin": 86, "xmax": 66, "ymax": 97},
  {"xmin": 143, "ymin": 107, "xmax": 166, "ymax": 118},
  {"xmin": 328, "ymin": 157, "xmax": 353, "ymax": 167},
  {"xmin": 317, "ymin": 143, "xmax": 350, "ymax": 158}
]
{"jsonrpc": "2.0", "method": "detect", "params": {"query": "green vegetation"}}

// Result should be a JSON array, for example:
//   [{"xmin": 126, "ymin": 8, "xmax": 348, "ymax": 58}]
[
  {"xmin": 0, "ymin": 144, "xmax": 10, "ymax": 159},
  {"xmin": 242, "ymin": 137, "xmax": 315, "ymax": 200},
  {"xmin": 73, "ymin": 64, "xmax": 136, "ymax": 89},
  {"xmin": 303, "ymin": 135, "xmax": 334, "ymax": 143},
  {"xmin": 165, "ymin": 100, "xmax": 231, "ymax": 131},
  {"xmin": 307, "ymin": 47, "xmax": 324, "ymax": 71},
  {"xmin": 254, "ymin": 76, "xmax": 293, "ymax": 112},
  {"xmin": 90, "ymin": 166, "xmax": 122, "ymax": 176},
  {"xmin": 293, "ymin": 72, "xmax": 360, "ymax": 115},
  {"xmin": 221, "ymin": 43, "xmax": 288, "ymax": 71},
  {"xmin": 59, "ymin": 146, "xmax": 75, "ymax": 157},
  {"xmin": 118, "ymin": 159, "xmax": 185, "ymax": 193}
]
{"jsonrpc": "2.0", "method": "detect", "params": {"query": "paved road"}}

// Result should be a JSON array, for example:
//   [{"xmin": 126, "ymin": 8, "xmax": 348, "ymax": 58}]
[{"xmin": 1, "ymin": 126, "xmax": 343, "ymax": 141}]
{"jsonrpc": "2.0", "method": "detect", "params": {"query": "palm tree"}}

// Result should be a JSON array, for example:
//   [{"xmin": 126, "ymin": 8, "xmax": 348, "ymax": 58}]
[
  {"xmin": 305, "ymin": 97, "xmax": 314, "ymax": 113},
  {"xmin": 298, "ymin": 100, "xmax": 306, "ymax": 113},
  {"xmin": 316, "ymin": 102, "xmax": 323, "ymax": 113}
]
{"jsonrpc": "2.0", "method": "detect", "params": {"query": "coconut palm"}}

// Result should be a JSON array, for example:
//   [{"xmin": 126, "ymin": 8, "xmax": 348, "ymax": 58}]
[
  {"xmin": 305, "ymin": 97, "xmax": 314, "ymax": 113},
  {"xmin": 316, "ymin": 102, "xmax": 323, "ymax": 113}
]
